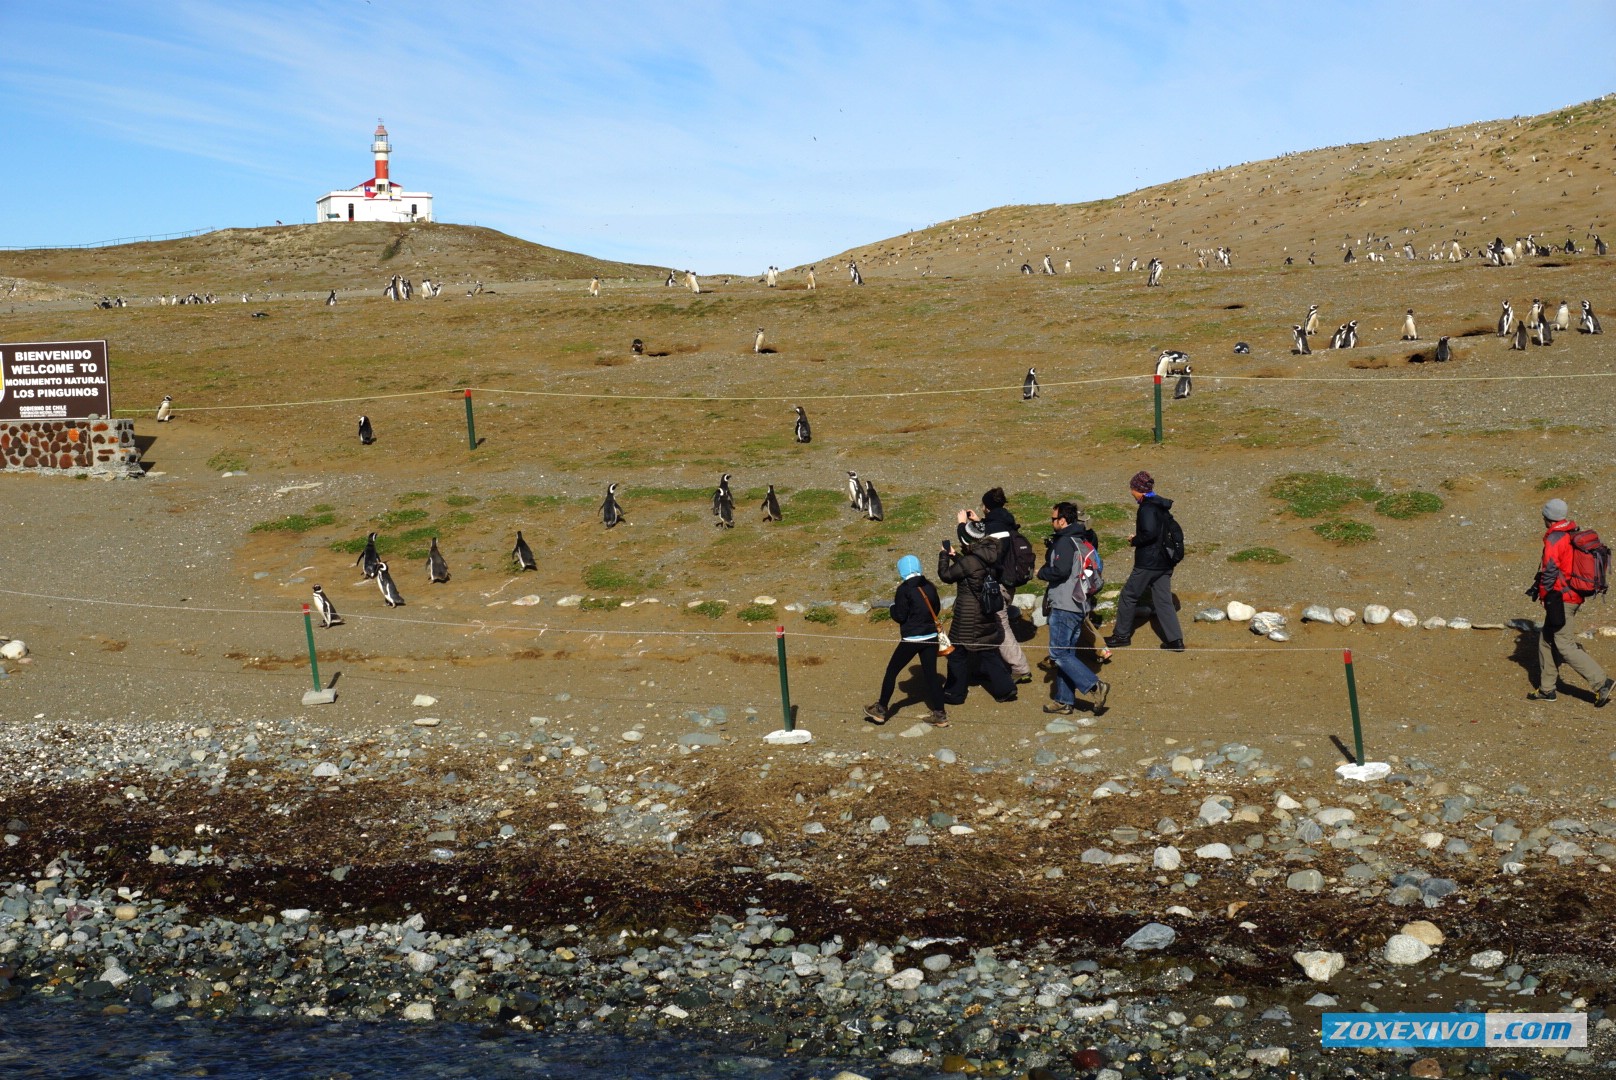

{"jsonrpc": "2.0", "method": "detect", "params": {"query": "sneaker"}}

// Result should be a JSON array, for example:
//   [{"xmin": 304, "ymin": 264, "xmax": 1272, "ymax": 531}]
[
  {"xmin": 1103, "ymin": 634, "xmax": 1132, "ymax": 649},
  {"xmin": 1526, "ymin": 689, "xmax": 1557, "ymax": 702},
  {"xmin": 927, "ymin": 708, "xmax": 949, "ymax": 725},
  {"xmin": 1043, "ymin": 702, "xmax": 1076, "ymax": 715},
  {"xmin": 1015, "ymin": 672, "xmax": 1033, "ymax": 685},
  {"xmin": 992, "ymin": 692, "xmax": 1019, "ymax": 704},
  {"xmin": 863, "ymin": 703, "xmax": 888, "ymax": 724},
  {"xmin": 1599, "ymin": 679, "xmax": 1615, "ymax": 708},
  {"xmin": 1097, "ymin": 647, "xmax": 1113, "ymax": 663},
  {"xmin": 1160, "ymin": 639, "xmax": 1186, "ymax": 652},
  {"xmin": 1089, "ymin": 679, "xmax": 1111, "ymax": 713},
  {"xmin": 1036, "ymin": 656, "xmax": 1056, "ymax": 673}
]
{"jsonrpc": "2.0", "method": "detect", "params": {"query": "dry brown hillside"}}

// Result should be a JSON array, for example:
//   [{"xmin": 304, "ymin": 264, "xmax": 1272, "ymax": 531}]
[
  {"xmin": 0, "ymin": 222, "xmax": 670, "ymax": 298},
  {"xmin": 832, "ymin": 94, "xmax": 1615, "ymax": 276}
]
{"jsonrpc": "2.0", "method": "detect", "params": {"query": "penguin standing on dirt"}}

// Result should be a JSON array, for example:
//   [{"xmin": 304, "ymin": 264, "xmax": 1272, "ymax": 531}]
[
  {"xmin": 325, "ymin": 289, "xmax": 337, "ymax": 306},
  {"xmin": 1401, "ymin": 310, "xmax": 1418, "ymax": 341},
  {"xmin": 1435, "ymin": 337, "xmax": 1452, "ymax": 363},
  {"xmin": 601, "ymin": 483, "xmax": 626, "ymax": 528},
  {"xmin": 1583, "ymin": 300, "xmax": 1604, "ymax": 334},
  {"xmin": 847, "ymin": 471, "xmax": 865, "ymax": 511},
  {"xmin": 761, "ymin": 484, "xmax": 782, "ymax": 522},
  {"xmin": 356, "ymin": 532, "xmax": 381, "ymax": 579},
  {"xmin": 793, "ymin": 405, "xmax": 811, "ymax": 444},
  {"xmin": 1343, "ymin": 320, "xmax": 1358, "ymax": 348},
  {"xmin": 311, "ymin": 584, "xmax": 343, "ymax": 628},
  {"xmin": 1497, "ymin": 300, "xmax": 1514, "ymax": 338},
  {"xmin": 357, "ymin": 415, "xmax": 375, "ymax": 445},
  {"xmin": 1022, "ymin": 367, "xmax": 1039, "ymax": 400},
  {"xmin": 711, "ymin": 474, "xmax": 733, "ymax": 520},
  {"xmin": 1555, "ymin": 301, "xmax": 1572, "ymax": 332},
  {"xmin": 512, "ymin": 531, "xmax": 536, "ymax": 571},
  {"xmin": 1292, "ymin": 325, "xmax": 1311, "ymax": 355},
  {"xmin": 375, "ymin": 561, "xmax": 404, "ymax": 607},
  {"xmin": 1512, "ymin": 321, "xmax": 1529, "ymax": 351},
  {"xmin": 156, "ymin": 395, "xmax": 173, "ymax": 422},
  {"xmin": 1303, "ymin": 304, "xmax": 1320, "ymax": 336},
  {"xmin": 1174, "ymin": 364, "xmax": 1193, "ymax": 400},
  {"xmin": 863, "ymin": 480, "xmax": 884, "ymax": 522},
  {"xmin": 1535, "ymin": 319, "xmax": 1554, "ymax": 347},
  {"xmin": 753, "ymin": 328, "xmax": 766, "ymax": 354},
  {"xmin": 427, "ymin": 537, "xmax": 450, "ymax": 583}
]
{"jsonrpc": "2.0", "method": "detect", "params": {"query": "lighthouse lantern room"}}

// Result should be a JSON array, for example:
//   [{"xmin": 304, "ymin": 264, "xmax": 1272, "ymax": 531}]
[{"xmin": 316, "ymin": 121, "xmax": 434, "ymax": 224}]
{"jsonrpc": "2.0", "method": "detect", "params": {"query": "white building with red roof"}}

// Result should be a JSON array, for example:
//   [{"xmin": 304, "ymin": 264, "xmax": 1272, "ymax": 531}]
[{"xmin": 316, "ymin": 121, "xmax": 434, "ymax": 224}]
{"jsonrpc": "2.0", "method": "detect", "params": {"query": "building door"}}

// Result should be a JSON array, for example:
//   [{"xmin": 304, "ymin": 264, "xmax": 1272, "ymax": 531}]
[{"xmin": 347, "ymin": 203, "xmax": 355, "ymax": 221}]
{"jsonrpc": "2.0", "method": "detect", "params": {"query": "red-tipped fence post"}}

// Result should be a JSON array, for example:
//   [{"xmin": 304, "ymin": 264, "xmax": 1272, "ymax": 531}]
[
  {"xmin": 1344, "ymin": 648, "xmax": 1364, "ymax": 764},
  {"xmin": 463, "ymin": 389, "xmax": 477, "ymax": 450},
  {"xmin": 1153, "ymin": 374, "xmax": 1164, "ymax": 444},
  {"xmin": 775, "ymin": 626, "xmax": 794, "ymax": 731},
  {"xmin": 303, "ymin": 604, "xmax": 321, "ymax": 692}
]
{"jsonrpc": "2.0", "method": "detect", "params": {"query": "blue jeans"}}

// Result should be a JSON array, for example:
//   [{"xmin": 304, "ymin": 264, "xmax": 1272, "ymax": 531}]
[{"xmin": 1048, "ymin": 608, "xmax": 1100, "ymax": 704}]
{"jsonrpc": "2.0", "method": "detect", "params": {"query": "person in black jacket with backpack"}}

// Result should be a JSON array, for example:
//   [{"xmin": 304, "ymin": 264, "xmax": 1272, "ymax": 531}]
[
  {"xmin": 865, "ymin": 555, "xmax": 949, "ymax": 726},
  {"xmin": 1105, "ymin": 471, "xmax": 1186, "ymax": 651},
  {"xmin": 972, "ymin": 488, "xmax": 1033, "ymax": 684},
  {"xmin": 938, "ymin": 521, "xmax": 1018, "ymax": 707}
]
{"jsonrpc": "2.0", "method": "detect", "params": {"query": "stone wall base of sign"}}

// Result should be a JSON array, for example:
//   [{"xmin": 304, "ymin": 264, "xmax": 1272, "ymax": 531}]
[{"xmin": 0, "ymin": 418, "xmax": 141, "ymax": 478}]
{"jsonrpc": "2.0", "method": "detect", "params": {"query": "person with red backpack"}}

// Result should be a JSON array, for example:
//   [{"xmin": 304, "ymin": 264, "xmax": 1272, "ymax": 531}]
[
  {"xmin": 1528, "ymin": 498, "xmax": 1614, "ymax": 705},
  {"xmin": 1037, "ymin": 502, "xmax": 1111, "ymax": 715}
]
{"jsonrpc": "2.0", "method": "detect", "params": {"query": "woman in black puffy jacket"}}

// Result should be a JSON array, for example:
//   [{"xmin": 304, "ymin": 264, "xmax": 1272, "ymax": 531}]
[{"xmin": 937, "ymin": 521, "xmax": 1017, "ymax": 706}]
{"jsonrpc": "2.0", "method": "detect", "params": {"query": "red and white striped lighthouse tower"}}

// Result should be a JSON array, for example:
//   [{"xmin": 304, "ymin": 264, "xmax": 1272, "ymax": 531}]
[{"xmin": 371, "ymin": 121, "xmax": 391, "ymax": 187}]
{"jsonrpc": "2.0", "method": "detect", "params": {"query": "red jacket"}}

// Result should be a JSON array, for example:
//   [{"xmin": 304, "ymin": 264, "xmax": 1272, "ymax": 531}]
[{"xmin": 1539, "ymin": 520, "xmax": 1583, "ymax": 603}]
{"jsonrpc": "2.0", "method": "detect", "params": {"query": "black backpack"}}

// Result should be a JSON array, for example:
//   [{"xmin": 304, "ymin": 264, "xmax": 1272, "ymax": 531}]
[
  {"xmin": 1161, "ymin": 510, "xmax": 1187, "ymax": 566},
  {"xmin": 999, "ymin": 530, "xmax": 1037, "ymax": 588}
]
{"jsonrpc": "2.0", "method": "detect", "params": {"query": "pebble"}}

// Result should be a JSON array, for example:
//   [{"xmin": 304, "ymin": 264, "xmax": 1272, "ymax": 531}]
[
  {"xmin": 620, "ymin": 730, "xmax": 644, "ymax": 743},
  {"xmin": 1153, "ymin": 846, "xmax": 1182, "ymax": 871},
  {"xmin": 1249, "ymin": 611, "xmax": 1286, "ymax": 635},
  {"xmin": 1468, "ymin": 949, "xmax": 1505, "ymax": 971},
  {"xmin": 1384, "ymin": 934, "xmax": 1434, "ymax": 965},
  {"xmin": 113, "ymin": 904, "xmax": 137, "ymax": 921},
  {"xmin": 1194, "ymin": 608, "xmax": 1227, "ymax": 622},
  {"xmin": 555, "ymin": 595, "xmax": 582, "ymax": 607},
  {"xmin": 1292, "ymin": 950, "xmax": 1345, "ymax": 981},
  {"xmin": 1302, "ymin": 605, "xmax": 1334, "ymax": 623},
  {"xmin": 1123, "ymin": 922, "xmax": 1176, "ymax": 950},
  {"xmin": 1333, "ymin": 607, "xmax": 1357, "ymax": 626},
  {"xmin": 1194, "ymin": 843, "xmax": 1232, "ymax": 860},
  {"xmin": 312, "ymin": 762, "xmax": 340, "ymax": 778},
  {"xmin": 1225, "ymin": 600, "xmax": 1255, "ymax": 621},
  {"xmin": 885, "ymin": 968, "xmax": 925, "ymax": 990},
  {"xmin": 1267, "ymin": 629, "xmax": 1291, "ymax": 642},
  {"xmin": 0, "ymin": 640, "xmax": 28, "ymax": 660},
  {"xmin": 401, "ymin": 1002, "xmax": 435, "ymax": 1021},
  {"xmin": 1363, "ymin": 604, "xmax": 1390, "ymax": 625},
  {"xmin": 1198, "ymin": 797, "xmax": 1232, "ymax": 824},
  {"xmin": 1391, "ymin": 608, "xmax": 1419, "ymax": 627},
  {"xmin": 1286, "ymin": 869, "xmax": 1324, "ymax": 892},
  {"xmin": 1401, "ymin": 920, "xmax": 1444, "ymax": 947},
  {"xmin": 898, "ymin": 724, "xmax": 931, "ymax": 739},
  {"xmin": 1422, "ymin": 616, "xmax": 1448, "ymax": 630},
  {"xmin": 413, "ymin": 718, "xmax": 441, "ymax": 728},
  {"xmin": 1448, "ymin": 617, "xmax": 1472, "ymax": 630}
]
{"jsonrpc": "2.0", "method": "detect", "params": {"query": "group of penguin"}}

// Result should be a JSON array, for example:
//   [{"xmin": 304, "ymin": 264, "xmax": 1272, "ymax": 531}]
[
  {"xmin": 1498, "ymin": 298, "xmax": 1603, "ymax": 351},
  {"xmin": 308, "ymin": 528, "xmax": 525, "ymax": 626}
]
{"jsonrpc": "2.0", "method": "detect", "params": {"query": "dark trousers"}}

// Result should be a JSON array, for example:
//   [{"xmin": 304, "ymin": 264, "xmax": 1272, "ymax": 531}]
[
  {"xmin": 1111, "ymin": 566, "xmax": 1183, "ymax": 643},
  {"xmin": 877, "ymin": 640, "xmax": 944, "ymax": 711},
  {"xmin": 942, "ymin": 647, "xmax": 1017, "ymax": 704}
]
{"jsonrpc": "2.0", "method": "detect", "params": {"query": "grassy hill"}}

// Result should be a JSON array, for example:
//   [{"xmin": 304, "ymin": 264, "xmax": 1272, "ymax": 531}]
[
  {"xmin": 0, "ymin": 222, "xmax": 671, "ymax": 298},
  {"xmin": 828, "ymin": 94, "xmax": 1616, "ymax": 276}
]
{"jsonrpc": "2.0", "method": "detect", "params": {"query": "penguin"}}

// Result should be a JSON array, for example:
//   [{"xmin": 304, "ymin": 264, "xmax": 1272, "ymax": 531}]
[
  {"xmin": 1512, "ymin": 320, "xmax": 1528, "ymax": 351},
  {"xmin": 310, "ymin": 584, "xmax": 343, "ymax": 628},
  {"xmin": 1529, "ymin": 299, "xmax": 1546, "ymax": 329},
  {"xmin": 632, "ymin": 338, "xmax": 644, "ymax": 355},
  {"xmin": 863, "ymin": 480, "xmax": 884, "ymax": 522},
  {"xmin": 761, "ymin": 484, "xmax": 782, "ymax": 522},
  {"xmin": 356, "ymin": 531, "xmax": 381, "ymax": 579},
  {"xmin": 325, "ymin": 289, "xmax": 337, "ymax": 306},
  {"xmin": 1401, "ymin": 310, "xmax": 1418, "ymax": 341},
  {"xmin": 847, "ymin": 471, "xmax": 865, "ymax": 511},
  {"xmin": 1435, "ymin": 336, "xmax": 1452, "ymax": 363},
  {"xmin": 1303, "ymin": 304, "xmax": 1320, "ymax": 336},
  {"xmin": 1022, "ymin": 367, "xmax": 1039, "ymax": 400},
  {"xmin": 357, "ymin": 415, "xmax": 375, "ymax": 445},
  {"xmin": 1292, "ymin": 325, "xmax": 1311, "ymax": 356},
  {"xmin": 375, "ymin": 561, "xmax": 404, "ymax": 607},
  {"xmin": 1583, "ymin": 300, "xmax": 1604, "ymax": 334},
  {"xmin": 1596, "ymin": 236, "xmax": 1608, "ymax": 256},
  {"xmin": 711, "ymin": 473, "xmax": 732, "ymax": 519},
  {"xmin": 793, "ymin": 405, "xmax": 811, "ymax": 444},
  {"xmin": 251, "ymin": 311, "xmax": 268, "ymax": 318},
  {"xmin": 512, "ymin": 531, "xmax": 536, "ymax": 571},
  {"xmin": 1173, "ymin": 365, "xmax": 1193, "ymax": 400},
  {"xmin": 1535, "ymin": 319, "xmax": 1553, "ymax": 347},
  {"xmin": 1343, "ymin": 320, "xmax": 1358, "ymax": 348},
  {"xmin": 1154, "ymin": 350, "xmax": 1189, "ymax": 377},
  {"xmin": 753, "ymin": 328, "xmax": 766, "ymax": 354},
  {"xmin": 1555, "ymin": 301, "xmax": 1572, "ymax": 332},
  {"xmin": 427, "ymin": 537, "xmax": 450, "ymax": 583},
  {"xmin": 1233, "ymin": 342, "xmax": 1250, "ymax": 354},
  {"xmin": 1020, "ymin": 263, "xmax": 1033, "ymax": 275},
  {"xmin": 1329, "ymin": 324, "xmax": 1347, "ymax": 349},
  {"xmin": 1497, "ymin": 300, "xmax": 1514, "ymax": 338},
  {"xmin": 601, "ymin": 482, "xmax": 625, "ymax": 528},
  {"xmin": 155, "ymin": 395, "xmax": 173, "ymax": 422}
]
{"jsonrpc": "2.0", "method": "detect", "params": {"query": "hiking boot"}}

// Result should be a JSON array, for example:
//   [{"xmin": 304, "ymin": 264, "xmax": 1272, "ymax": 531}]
[
  {"xmin": 1036, "ymin": 656, "xmax": 1056, "ymax": 673},
  {"xmin": 992, "ymin": 691, "xmax": 1019, "ymax": 704},
  {"xmin": 863, "ymin": 703, "xmax": 888, "ymax": 724},
  {"xmin": 1599, "ymin": 679, "xmax": 1616, "ymax": 707},
  {"xmin": 927, "ymin": 709, "xmax": 950, "ymax": 727},
  {"xmin": 1014, "ymin": 672, "xmax": 1033, "ymax": 684},
  {"xmin": 1043, "ymin": 702, "xmax": 1076, "ymax": 715},
  {"xmin": 1089, "ymin": 679, "xmax": 1111, "ymax": 713},
  {"xmin": 1103, "ymin": 634, "xmax": 1132, "ymax": 648},
  {"xmin": 1526, "ymin": 689, "xmax": 1557, "ymax": 702},
  {"xmin": 1160, "ymin": 639, "xmax": 1186, "ymax": 652}
]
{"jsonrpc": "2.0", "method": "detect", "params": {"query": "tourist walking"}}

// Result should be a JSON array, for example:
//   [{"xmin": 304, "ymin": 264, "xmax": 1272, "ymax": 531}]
[
  {"xmin": 938, "ymin": 521, "xmax": 1018, "ymax": 706},
  {"xmin": 865, "ymin": 555, "xmax": 949, "ymax": 726},
  {"xmin": 1038, "ymin": 502, "xmax": 1110, "ymax": 714},
  {"xmin": 1528, "ymin": 498, "xmax": 1614, "ymax": 705},
  {"xmin": 1105, "ymin": 471, "xmax": 1185, "ymax": 650},
  {"xmin": 974, "ymin": 489, "xmax": 1032, "ymax": 684}
]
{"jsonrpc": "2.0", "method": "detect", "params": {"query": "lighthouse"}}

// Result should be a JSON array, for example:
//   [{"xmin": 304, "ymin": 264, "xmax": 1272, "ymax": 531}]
[{"xmin": 316, "ymin": 120, "xmax": 434, "ymax": 224}]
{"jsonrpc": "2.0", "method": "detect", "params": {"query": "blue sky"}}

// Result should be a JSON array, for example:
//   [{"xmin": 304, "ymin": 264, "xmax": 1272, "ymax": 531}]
[{"xmin": 3, "ymin": 2, "xmax": 1613, "ymax": 271}]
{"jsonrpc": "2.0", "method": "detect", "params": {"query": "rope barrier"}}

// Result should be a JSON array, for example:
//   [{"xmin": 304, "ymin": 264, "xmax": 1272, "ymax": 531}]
[{"xmin": 108, "ymin": 365, "xmax": 1616, "ymax": 416}]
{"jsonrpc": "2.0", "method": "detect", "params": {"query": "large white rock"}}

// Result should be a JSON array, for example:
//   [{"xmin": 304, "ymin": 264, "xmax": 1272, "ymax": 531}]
[
  {"xmin": 1384, "ymin": 934, "xmax": 1433, "ymax": 965},
  {"xmin": 0, "ymin": 640, "xmax": 26, "ymax": 660},
  {"xmin": 1391, "ymin": 608, "xmax": 1419, "ymax": 628},
  {"xmin": 1333, "ymin": 607, "xmax": 1357, "ymax": 626},
  {"xmin": 1226, "ymin": 601, "xmax": 1256, "ymax": 622},
  {"xmin": 1249, "ymin": 611, "xmax": 1286, "ymax": 635},
  {"xmin": 1293, "ymin": 950, "xmax": 1346, "ymax": 982},
  {"xmin": 402, "ymin": 1002, "xmax": 435, "ymax": 1021},
  {"xmin": 1448, "ymin": 617, "xmax": 1473, "ymax": 630},
  {"xmin": 1153, "ymin": 846, "xmax": 1182, "ymax": 871},
  {"xmin": 1422, "ymin": 616, "xmax": 1448, "ymax": 630},
  {"xmin": 885, "ymin": 967, "xmax": 925, "ymax": 990},
  {"xmin": 1302, "ymin": 604, "xmax": 1334, "ymax": 623},
  {"xmin": 1363, "ymin": 604, "xmax": 1391, "ymax": 625},
  {"xmin": 1194, "ymin": 842, "xmax": 1233, "ymax": 860}
]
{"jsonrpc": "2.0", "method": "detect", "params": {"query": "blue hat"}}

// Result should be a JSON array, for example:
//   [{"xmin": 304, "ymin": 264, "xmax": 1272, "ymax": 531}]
[{"xmin": 897, "ymin": 555, "xmax": 922, "ymax": 580}]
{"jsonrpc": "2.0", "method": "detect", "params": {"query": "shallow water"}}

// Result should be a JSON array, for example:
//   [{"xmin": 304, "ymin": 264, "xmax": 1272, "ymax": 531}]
[{"xmin": 0, "ymin": 999, "xmax": 928, "ymax": 1079}]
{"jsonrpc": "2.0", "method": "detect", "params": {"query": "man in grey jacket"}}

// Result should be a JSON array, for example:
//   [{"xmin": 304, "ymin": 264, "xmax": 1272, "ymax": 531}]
[{"xmin": 1037, "ymin": 502, "xmax": 1110, "ymax": 715}]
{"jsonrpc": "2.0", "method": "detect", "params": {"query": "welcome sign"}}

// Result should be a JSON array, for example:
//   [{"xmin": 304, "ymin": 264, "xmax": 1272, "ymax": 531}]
[{"xmin": 0, "ymin": 340, "xmax": 112, "ymax": 421}]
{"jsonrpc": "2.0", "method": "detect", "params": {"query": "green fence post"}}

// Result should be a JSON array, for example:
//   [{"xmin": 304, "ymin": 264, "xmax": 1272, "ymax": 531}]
[
  {"xmin": 1153, "ymin": 374, "xmax": 1163, "ymax": 444},
  {"xmin": 775, "ymin": 626, "xmax": 794, "ymax": 731},
  {"xmin": 1344, "ymin": 648, "xmax": 1364, "ymax": 764},
  {"xmin": 463, "ymin": 388, "xmax": 477, "ymax": 450},
  {"xmin": 303, "ymin": 604, "xmax": 321, "ymax": 692}
]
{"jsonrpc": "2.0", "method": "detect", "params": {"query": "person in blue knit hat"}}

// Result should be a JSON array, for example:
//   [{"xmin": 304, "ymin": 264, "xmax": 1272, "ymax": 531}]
[{"xmin": 865, "ymin": 555, "xmax": 949, "ymax": 727}]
